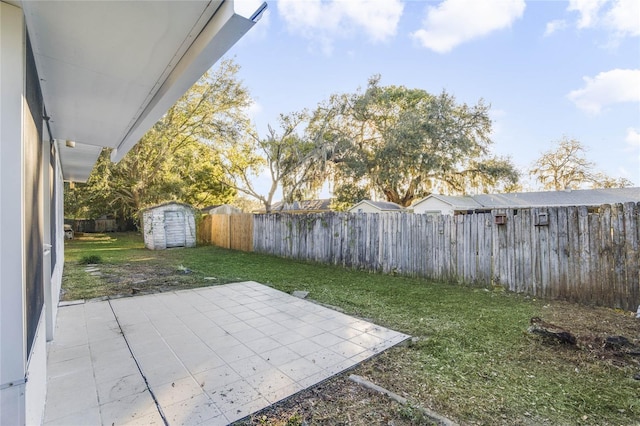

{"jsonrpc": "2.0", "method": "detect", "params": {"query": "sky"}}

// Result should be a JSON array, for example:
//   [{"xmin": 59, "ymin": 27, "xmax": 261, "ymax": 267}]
[{"xmin": 226, "ymin": 0, "xmax": 640, "ymax": 197}]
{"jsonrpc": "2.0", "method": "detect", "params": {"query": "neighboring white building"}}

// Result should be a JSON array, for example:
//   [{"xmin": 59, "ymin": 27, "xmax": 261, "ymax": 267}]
[
  {"xmin": 142, "ymin": 202, "xmax": 197, "ymax": 250},
  {"xmin": 348, "ymin": 200, "xmax": 405, "ymax": 213},
  {"xmin": 412, "ymin": 188, "xmax": 640, "ymax": 215},
  {"xmin": 0, "ymin": 1, "xmax": 262, "ymax": 424},
  {"xmin": 202, "ymin": 204, "xmax": 243, "ymax": 215},
  {"xmin": 411, "ymin": 194, "xmax": 482, "ymax": 215}
]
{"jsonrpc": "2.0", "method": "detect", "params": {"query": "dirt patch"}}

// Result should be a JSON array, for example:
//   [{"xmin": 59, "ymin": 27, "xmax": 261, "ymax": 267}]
[
  {"xmin": 100, "ymin": 263, "xmax": 200, "ymax": 294},
  {"xmin": 538, "ymin": 300, "xmax": 638, "ymax": 338},
  {"xmin": 534, "ymin": 301, "xmax": 640, "ymax": 369},
  {"xmin": 232, "ymin": 373, "xmax": 437, "ymax": 426},
  {"xmin": 61, "ymin": 262, "xmax": 226, "ymax": 301}
]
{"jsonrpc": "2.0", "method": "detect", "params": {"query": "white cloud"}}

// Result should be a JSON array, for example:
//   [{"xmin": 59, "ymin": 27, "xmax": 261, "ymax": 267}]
[
  {"xmin": 489, "ymin": 108, "xmax": 507, "ymax": 138},
  {"xmin": 544, "ymin": 19, "xmax": 568, "ymax": 37},
  {"xmin": 626, "ymin": 128, "xmax": 640, "ymax": 150},
  {"xmin": 567, "ymin": 69, "xmax": 640, "ymax": 114},
  {"xmin": 568, "ymin": 0, "xmax": 608, "ymax": 28},
  {"xmin": 277, "ymin": 0, "xmax": 404, "ymax": 54},
  {"xmin": 567, "ymin": 0, "xmax": 639, "ymax": 38},
  {"xmin": 410, "ymin": 0, "xmax": 525, "ymax": 53},
  {"xmin": 604, "ymin": 0, "xmax": 640, "ymax": 37},
  {"xmin": 244, "ymin": 99, "xmax": 263, "ymax": 122}
]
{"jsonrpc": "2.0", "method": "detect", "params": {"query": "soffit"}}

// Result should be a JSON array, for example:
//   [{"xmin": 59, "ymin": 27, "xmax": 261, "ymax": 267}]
[{"xmin": 20, "ymin": 0, "xmax": 258, "ymax": 181}]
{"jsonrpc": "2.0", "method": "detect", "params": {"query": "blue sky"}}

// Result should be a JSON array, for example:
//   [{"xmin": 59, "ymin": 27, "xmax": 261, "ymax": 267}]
[{"xmin": 227, "ymin": 0, "xmax": 640, "ymax": 195}]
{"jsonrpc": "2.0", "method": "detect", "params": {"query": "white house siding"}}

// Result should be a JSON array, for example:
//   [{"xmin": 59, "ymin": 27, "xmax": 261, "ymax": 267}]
[
  {"xmin": 142, "ymin": 203, "xmax": 196, "ymax": 250},
  {"xmin": 1, "ymin": 5, "xmax": 28, "ymax": 423},
  {"xmin": 352, "ymin": 203, "xmax": 384, "ymax": 214},
  {"xmin": 348, "ymin": 200, "xmax": 404, "ymax": 214},
  {"xmin": 413, "ymin": 198, "xmax": 456, "ymax": 215},
  {"xmin": 47, "ymin": 141, "xmax": 65, "ymax": 341},
  {"xmin": 25, "ymin": 316, "xmax": 47, "ymax": 426},
  {"xmin": 0, "ymin": 6, "xmax": 61, "ymax": 423}
]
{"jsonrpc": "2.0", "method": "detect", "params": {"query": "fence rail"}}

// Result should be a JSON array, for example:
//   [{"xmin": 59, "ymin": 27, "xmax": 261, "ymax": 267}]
[{"xmin": 251, "ymin": 203, "xmax": 639, "ymax": 311}]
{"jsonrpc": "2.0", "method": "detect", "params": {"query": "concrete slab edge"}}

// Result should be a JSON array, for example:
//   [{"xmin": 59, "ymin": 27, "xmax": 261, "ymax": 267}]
[
  {"xmin": 232, "ymin": 334, "xmax": 412, "ymax": 424},
  {"xmin": 349, "ymin": 374, "xmax": 458, "ymax": 426},
  {"xmin": 58, "ymin": 299, "xmax": 84, "ymax": 307}
]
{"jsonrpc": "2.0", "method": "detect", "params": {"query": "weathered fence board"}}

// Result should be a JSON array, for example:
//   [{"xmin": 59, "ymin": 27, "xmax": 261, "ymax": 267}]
[
  {"xmin": 625, "ymin": 203, "xmax": 640, "ymax": 309},
  {"xmin": 612, "ymin": 204, "xmax": 627, "ymax": 309},
  {"xmin": 250, "ymin": 203, "xmax": 639, "ymax": 311}
]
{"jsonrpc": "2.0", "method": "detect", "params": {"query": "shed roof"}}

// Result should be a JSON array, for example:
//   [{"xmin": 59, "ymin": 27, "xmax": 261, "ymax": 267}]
[
  {"xmin": 413, "ymin": 188, "xmax": 640, "ymax": 210},
  {"xmin": 417, "ymin": 194, "xmax": 483, "ymax": 210},
  {"xmin": 472, "ymin": 187, "xmax": 640, "ymax": 208},
  {"xmin": 203, "ymin": 204, "xmax": 242, "ymax": 213},
  {"xmin": 140, "ymin": 201, "xmax": 195, "ymax": 214},
  {"xmin": 349, "ymin": 200, "xmax": 404, "ymax": 211},
  {"xmin": 201, "ymin": 204, "xmax": 222, "ymax": 212}
]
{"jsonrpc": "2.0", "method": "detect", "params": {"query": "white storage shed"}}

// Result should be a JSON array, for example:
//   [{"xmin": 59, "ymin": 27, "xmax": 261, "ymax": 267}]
[{"xmin": 141, "ymin": 202, "xmax": 196, "ymax": 250}]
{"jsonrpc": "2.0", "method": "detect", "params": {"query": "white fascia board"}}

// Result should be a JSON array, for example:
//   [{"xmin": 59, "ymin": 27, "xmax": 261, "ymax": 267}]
[{"xmin": 111, "ymin": 1, "xmax": 255, "ymax": 162}]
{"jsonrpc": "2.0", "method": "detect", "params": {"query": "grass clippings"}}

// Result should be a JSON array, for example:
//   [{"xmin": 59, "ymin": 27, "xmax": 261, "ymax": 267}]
[{"xmin": 62, "ymin": 233, "xmax": 640, "ymax": 425}]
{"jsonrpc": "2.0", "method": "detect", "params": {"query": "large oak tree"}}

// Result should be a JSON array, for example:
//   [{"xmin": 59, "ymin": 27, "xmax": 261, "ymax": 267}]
[{"xmin": 311, "ymin": 76, "xmax": 519, "ymax": 207}]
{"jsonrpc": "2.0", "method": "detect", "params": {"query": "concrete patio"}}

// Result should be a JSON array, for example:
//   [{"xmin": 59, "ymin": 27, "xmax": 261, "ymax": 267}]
[{"xmin": 43, "ymin": 282, "xmax": 409, "ymax": 425}]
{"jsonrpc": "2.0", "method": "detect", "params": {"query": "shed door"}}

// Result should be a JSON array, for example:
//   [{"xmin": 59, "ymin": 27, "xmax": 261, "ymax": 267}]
[{"xmin": 164, "ymin": 210, "xmax": 186, "ymax": 248}]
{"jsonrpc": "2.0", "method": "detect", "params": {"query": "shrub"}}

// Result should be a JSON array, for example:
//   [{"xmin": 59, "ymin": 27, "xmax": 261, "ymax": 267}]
[{"xmin": 79, "ymin": 254, "xmax": 102, "ymax": 265}]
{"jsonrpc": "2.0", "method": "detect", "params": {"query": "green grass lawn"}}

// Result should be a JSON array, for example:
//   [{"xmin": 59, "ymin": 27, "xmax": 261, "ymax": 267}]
[{"xmin": 63, "ymin": 233, "xmax": 640, "ymax": 425}]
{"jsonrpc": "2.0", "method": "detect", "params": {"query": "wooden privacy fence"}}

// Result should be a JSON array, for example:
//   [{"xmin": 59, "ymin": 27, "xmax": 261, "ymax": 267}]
[
  {"xmin": 253, "ymin": 203, "xmax": 640, "ymax": 311},
  {"xmin": 198, "ymin": 214, "xmax": 253, "ymax": 251}
]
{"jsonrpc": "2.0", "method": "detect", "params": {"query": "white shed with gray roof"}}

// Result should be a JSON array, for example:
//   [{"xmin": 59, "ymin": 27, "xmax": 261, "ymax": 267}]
[{"xmin": 141, "ymin": 202, "xmax": 196, "ymax": 250}]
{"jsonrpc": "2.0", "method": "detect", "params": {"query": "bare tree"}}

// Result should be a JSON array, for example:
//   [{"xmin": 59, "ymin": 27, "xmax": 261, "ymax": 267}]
[
  {"xmin": 530, "ymin": 138, "xmax": 596, "ymax": 190},
  {"xmin": 215, "ymin": 112, "xmax": 325, "ymax": 213},
  {"xmin": 530, "ymin": 137, "xmax": 634, "ymax": 190}
]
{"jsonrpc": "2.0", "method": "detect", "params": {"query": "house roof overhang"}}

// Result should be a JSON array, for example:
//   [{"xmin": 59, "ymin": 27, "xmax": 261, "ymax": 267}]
[{"xmin": 19, "ymin": 0, "xmax": 263, "ymax": 182}]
